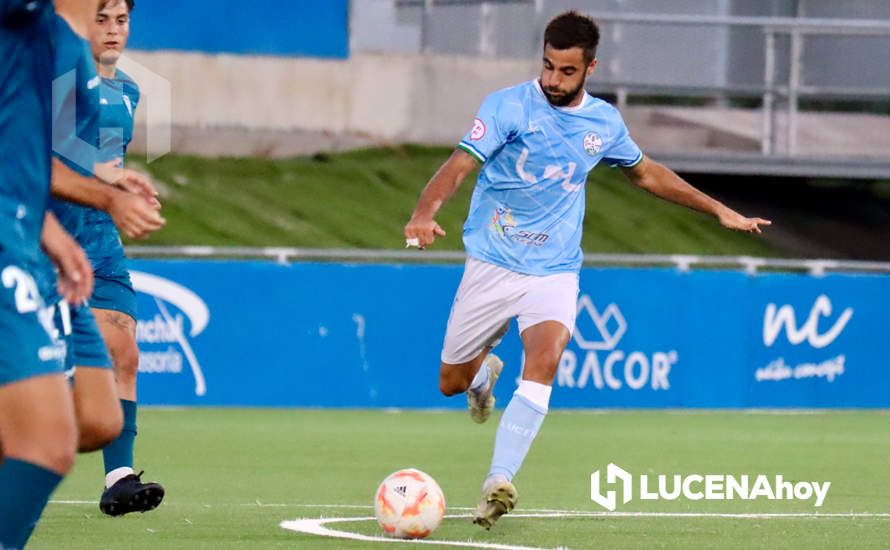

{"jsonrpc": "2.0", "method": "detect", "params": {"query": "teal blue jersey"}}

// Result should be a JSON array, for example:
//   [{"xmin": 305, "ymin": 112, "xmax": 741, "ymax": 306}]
[
  {"xmin": 80, "ymin": 69, "xmax": 140, "ymax": 267},
  {"xmin": 48, "ymin": 13, "xmax": 100, "ymax": 244},
  {"xmin": 51, "ymin": 13, "xmax": 98, "ymax": 178},
  {"xmin": 0, "ymin": 0, "xmax": 54, "ymax": 261},
  {"xmin": 0, "ymin": 1, "xmax": 67, "ymax": 384},
  {"xmin": 97, "ymin": 68, "xmax": 139, "ymax": 163},
  {"xmin": 457, "ymin": 80, "xmax": 643, "ymax": 275}
]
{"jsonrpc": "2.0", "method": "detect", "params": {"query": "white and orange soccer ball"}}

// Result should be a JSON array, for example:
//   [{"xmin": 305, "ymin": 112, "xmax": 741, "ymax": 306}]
[{"xmin": 374, "ymin": 468, "xmax": 446, "ymax": 539}]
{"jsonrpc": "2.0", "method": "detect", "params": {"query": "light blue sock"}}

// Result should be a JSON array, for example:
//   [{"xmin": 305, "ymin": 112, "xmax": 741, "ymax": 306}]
[
  {"xmin": 487, "ymin": 394, "xmax": 547, "ymax": 481},
  {"xmin": 103, "ymin": 399, "xmax": 137, "ymax": 476},
  {"xmin": 469, "ymin": 361, "xmax": 490, "ymax": 392},
  {"xmin": 0, "ymin": 458, "xmax": 63, "ymax": 549}
]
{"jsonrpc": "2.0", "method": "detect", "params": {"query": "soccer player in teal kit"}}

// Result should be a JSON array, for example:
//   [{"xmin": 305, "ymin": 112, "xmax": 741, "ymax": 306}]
[
  {"xmin": 86, "ymin": 0, "xmax": 166, "ymax": 515},
  {"xmin": 405, "ymin": 11, "xmax": 771, "ymax": 529},
  {"xmin": 44, "ymin": 1, "xmax": 164, "ymax": 515},
  {"xmin": 0, "ymin": 1, "xmax": 96, "ymax": 547},
  {"xmin": 41, "ymin": 0, "xmax": 164, "ymax": 518}
]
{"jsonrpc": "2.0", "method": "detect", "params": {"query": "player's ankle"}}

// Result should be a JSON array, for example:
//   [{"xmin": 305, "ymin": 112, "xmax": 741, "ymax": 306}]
[{"xmin": 105, "ymin": 466, "xmax": 135, "ymax": 488}]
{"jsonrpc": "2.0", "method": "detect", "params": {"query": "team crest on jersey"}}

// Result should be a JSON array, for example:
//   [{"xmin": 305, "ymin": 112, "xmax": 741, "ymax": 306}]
[
  {"xmin": 583, "ymin": 132, "xmax": 603, "ymax": 156},
  {"xmin": 470, "ymin": 118, "xmax": 486, "ymax": 141}
]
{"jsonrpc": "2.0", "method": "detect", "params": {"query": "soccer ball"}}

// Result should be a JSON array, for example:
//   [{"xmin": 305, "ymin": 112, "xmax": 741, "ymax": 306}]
[{"xmin": 374, "ymin": 468, "xmax": 446, "ymax": 539}]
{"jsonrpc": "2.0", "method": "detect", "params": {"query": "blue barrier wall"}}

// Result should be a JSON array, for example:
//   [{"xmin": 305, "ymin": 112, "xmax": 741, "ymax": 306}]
[
  {"xmin": 127, "ymin": 0, "xmax": 349, "ymax": 58},
  {"xmin": 130, "ymin": 260, "xmax": 890, "ymax": 408}
]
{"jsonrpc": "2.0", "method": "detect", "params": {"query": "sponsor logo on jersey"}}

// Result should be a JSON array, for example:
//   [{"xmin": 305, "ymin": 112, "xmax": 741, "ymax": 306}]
[{"xmin": 489, "ymin": 207, "xmax": 550, "ymax": 247}]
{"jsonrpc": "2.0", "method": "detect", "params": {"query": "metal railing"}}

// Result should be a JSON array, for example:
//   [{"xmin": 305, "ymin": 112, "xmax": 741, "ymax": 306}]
[
  {"xmin": 125, "ymin": 246, "xmax": 890, "ymax": 276},
  {"xmin": 389, "ymin": 2, "xmax": 890, "ymax": 160},
  {"xmin": 584, "ymin": 12, "xmax": 890, "ymax": 157}
]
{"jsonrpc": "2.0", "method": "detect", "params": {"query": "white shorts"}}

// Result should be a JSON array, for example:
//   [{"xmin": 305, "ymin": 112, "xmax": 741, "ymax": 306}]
[{"xmin": 440, "ymin": 257, "xmax": 579, "ymax": 365}]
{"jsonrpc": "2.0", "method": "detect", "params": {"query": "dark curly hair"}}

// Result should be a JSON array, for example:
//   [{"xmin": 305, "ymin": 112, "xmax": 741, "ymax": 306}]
[{"xmin": 544, "ymin": 11, "xmax": 600, "ymax": 63}]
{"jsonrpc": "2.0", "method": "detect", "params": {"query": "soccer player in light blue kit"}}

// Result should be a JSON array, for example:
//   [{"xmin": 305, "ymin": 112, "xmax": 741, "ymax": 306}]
[
  {"xmin": 405, "ymin": 11, "xmax": 771, "ymax": 529},
  {"xmin": 0, "ymin": 1, "xmax": 96, "ymax": 547}
]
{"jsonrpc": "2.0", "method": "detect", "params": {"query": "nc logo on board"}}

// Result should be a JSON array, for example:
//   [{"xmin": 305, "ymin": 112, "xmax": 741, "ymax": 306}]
[{"xmin": 756, "ymin": 295, "xmax": 852, "ymax": 384}]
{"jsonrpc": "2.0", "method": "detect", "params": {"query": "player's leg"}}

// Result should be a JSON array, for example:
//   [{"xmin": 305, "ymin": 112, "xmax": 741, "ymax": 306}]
[
  {"xmin": 93, "ymin": 306, "xmax": 138, "ymax": 400},
  {"xmin": 73, "ymin": 365, "xmax": 123, "ymax": 451},
  {"xmin": 0, "ymin": 375, "xmax": 78, "ymax": 547},
  {"xmin": 91, "ymin": 267, "xmax": 164, "ymax": 515},
  {"xmin": 93, "ymin": 305, "xmax": 139, "ymax": 474},
  {"xmin": 439, "ymin": 259, "xmax": 519, "ymax": 421},
  {"xmin": 61, "ymin": 301, "xmax": 123, "ymax": 452},
  {"xmin": 0, "ymin": 264, "xmax": 76, "ymax": 548},
  {"xmin": 439, "ymin": 320, "xmax": 507, "ymax": 396},
  {"xmin": 474, "ymin": 272, "xmax": 578, "ymax": 529}
]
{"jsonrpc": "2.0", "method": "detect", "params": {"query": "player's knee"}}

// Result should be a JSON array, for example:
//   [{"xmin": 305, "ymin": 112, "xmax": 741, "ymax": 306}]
[
  {"xmin": 114, "ymin": 340, "xmax": 140, "ymax": 379},
  {"xmin": 523, "ymin": 350, "xmax": 561, "ymax": 383},
  {"xmin": 44, "ymin": 446, "xmax": 76, "ymax": 475},
  {"xmin": 78, "ymin": 409, "xmax": 123, "ymax": 453},
  {"xmin": 438, "ymin": 365, "xmax": 470, "ymax": 396},
  {"xmin": 42, "ymin": 422, "xmax": 78, "ymax": 475},
  {"xmin": 439, "ymin": 378, "xmax": 460, "ymax": 397}
]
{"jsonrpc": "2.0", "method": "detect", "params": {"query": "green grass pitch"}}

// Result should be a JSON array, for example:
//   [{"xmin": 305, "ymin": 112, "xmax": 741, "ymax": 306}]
[{"xmin": 35, "ymin": 408, "xmax": 890, "ymax": 549}]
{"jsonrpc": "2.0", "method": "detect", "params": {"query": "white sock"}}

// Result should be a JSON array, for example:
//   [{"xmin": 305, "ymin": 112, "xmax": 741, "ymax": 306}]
[
  {"xmin": 486, "ymin": 381, "xmax": 551, "ymax": 481},
  {"xmin": 514, "ymin": 380, "xmax": 552, "ymax": 412},
  {"xmin": 105, "ymin": 466, "xmax": 135, "ymax": 488},
  {"xmin": 468, "ymin": 362, "xmax": 490, "ymax": 392}
]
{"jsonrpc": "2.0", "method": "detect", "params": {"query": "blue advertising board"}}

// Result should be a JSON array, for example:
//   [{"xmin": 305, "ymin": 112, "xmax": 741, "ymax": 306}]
[
  {"xmin": 129, "ymin": 260, "xmax": 890, "ymax": 408},
  {"xmin": 127, "ymin": 0, "xmax": 349, "ymax": 59}
]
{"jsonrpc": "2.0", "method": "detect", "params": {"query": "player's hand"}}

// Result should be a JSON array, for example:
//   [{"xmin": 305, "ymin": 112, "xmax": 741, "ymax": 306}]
[
  {"xmin": 97, "ymin": 159, "xmax": 162, "ymax": 208},
  {"xmin": 404, "ymin": 217, "xmax": 446, "ymax": 248},
  {"xmin": 108, "ymin": 189, "xmax": 166, "ymax": 240},
  {"xmin": 115, "ymin": 168, "xmax": 162, "ymax": 209},
  {"xmin": 41, "ymin": 214, "xmax": 93, "ymax": 305},
  {"xmin": 718, "ymin": 209, "xmax": 772, "ymax": 234}
]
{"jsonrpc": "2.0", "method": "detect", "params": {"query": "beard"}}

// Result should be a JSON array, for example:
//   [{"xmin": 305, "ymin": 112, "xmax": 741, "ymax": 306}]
[{"xmin": 541, "ymin": 79, "xmax": 586, "ymax": 107}]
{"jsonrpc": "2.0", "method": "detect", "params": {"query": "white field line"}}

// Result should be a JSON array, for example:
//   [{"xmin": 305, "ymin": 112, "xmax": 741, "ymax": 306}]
[
  {"xmin": 49, "ymin": 500, "xmax": 890, "ymax": 519},
  {"xmin": 281, "ymin": 514, "xmax": 559, "ymax": 550},
  {"xmin": 280, "ymin": 510, "xmax": 890, "ymax": 550}
]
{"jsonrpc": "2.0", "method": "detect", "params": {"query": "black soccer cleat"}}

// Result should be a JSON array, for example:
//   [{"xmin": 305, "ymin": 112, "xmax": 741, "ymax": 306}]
[{"xmin": 99, "ymin": 471, "xmax": 165, "ymax": 517}]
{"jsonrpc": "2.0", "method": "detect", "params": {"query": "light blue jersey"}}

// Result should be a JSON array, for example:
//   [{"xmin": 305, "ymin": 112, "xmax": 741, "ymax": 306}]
[{"xmin": 457, "ymin": 79, "xmax": 642, "ymax": 275}]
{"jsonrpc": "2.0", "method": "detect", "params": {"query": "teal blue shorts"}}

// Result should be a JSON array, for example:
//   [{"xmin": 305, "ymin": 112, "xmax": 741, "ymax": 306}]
[
  {"xmin": 0, "ymin": 254, "xmax": 65, "ymax": 384},
  {"xmin": 52, "ymin": 300, "xmax": 112, "ymax": 373},
  {"xmin": 90, "ymin": 257, "xmax": 137, "ymax": 320}
]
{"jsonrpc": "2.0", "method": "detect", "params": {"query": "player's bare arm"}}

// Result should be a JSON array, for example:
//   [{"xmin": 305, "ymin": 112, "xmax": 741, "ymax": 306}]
[
  {"xmin": 405, "ymin": 149, "xmax": 478, "ymax": 247},
  {"xmin": 621, "ymin": 156, "xmax": 772, "ymax": 234},
  {"xmin": 41, "ymin": 211, "xmax": 94, "ymax": 305},
  {"xmin": 51, "ymin": 157, "xmax": 166, "ymax": 239}
]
